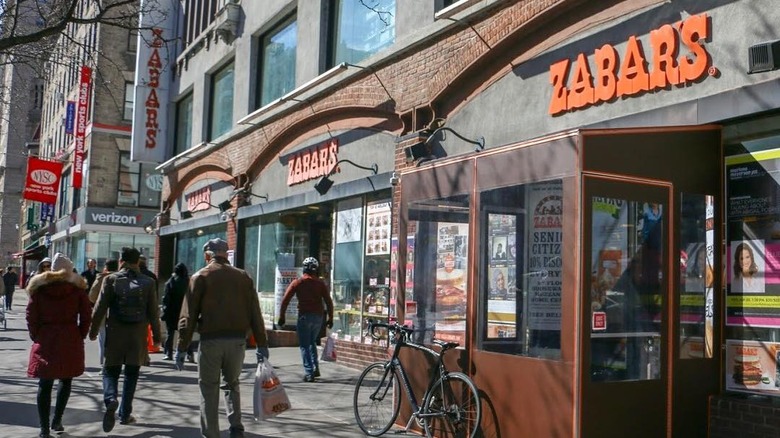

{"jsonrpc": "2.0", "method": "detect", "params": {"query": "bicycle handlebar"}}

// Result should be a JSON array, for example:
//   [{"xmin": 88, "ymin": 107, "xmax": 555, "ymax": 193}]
[{"xmin": 367, "ymin": 319, "xmax": 414, "ymax": 341}]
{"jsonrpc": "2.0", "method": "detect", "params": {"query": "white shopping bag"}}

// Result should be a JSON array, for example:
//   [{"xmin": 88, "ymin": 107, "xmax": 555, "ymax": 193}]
[
  {"xmin": 253, "ymin": 359, "xmax": 291, "ymax": 421},
  {"xmin": 321, "ymin": 333, "xmax": 337, "ymax": 362}
]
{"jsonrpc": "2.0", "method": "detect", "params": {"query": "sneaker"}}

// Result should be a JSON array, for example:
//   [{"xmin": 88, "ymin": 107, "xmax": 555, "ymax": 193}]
[
  {"xmin": 186, "ymin": 354, "xmax": 196, "ymax": 363},
  {"xmin": 163, "ymin": 355, "xmax": 173, "ymax": 361},
  {"xmin": 313, "ymin": 367, "xmax": 321, "ymax": 378},
  {"xmin": 119, "ymin": 415, "xmax": 136, "ymax": 425},
  {"xmin": 51, "ymin": 418, "xmax": 64, "ymax": 432},
  {"xmin": 103, "ymin": 400, "xmax": 118, "ymax": 433},
  {"xmin": 229, "ymin": 427, "xmax": 245, "ymax": 438},
  {"xmin": 303, "ymin": 375, "xmax": 315, "ymax": 382}
]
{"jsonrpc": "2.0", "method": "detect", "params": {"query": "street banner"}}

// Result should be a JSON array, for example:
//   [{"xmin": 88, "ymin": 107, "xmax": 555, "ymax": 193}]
[
  {"xmin": 23, "ymin": 157, "xmax": 63, "ymax": 205},
  {"xmin": 131, "ymin": 0, "xmax": 177, "ymax": 163},
  {"xmin": 65, "ymin": 101, "xmax": 75, "ymax": 134},
  {"xmin": 74, "ymin": 66, "xmax": 91, "ymax": 188},
  {"xmin": 39, "ymin": 203, "xmax": 55, "ymax": 222}
]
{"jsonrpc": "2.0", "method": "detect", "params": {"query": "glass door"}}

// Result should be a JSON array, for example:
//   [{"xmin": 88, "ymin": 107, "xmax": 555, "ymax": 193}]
[{"xmin": 581, "ymin": 175, "xmax": 670, "ymax": 438}]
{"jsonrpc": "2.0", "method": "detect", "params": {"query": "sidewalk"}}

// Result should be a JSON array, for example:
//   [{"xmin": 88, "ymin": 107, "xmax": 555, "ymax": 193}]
[{"xmin": 0, "ymin": 292, "xmax": 369, "ymax": 437}]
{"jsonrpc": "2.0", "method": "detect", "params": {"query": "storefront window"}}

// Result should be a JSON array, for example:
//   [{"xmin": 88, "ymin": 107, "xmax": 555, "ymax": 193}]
[
  {"xmin": 724, "ymin": 137, "xmax": 780, "ymax": 395},
  {"xmin": 175, "ymin": 226, "xmax": 226, "ymax": 276},
  {"xmin": 334, "ymin": 197, "xmax": 365, "ymax": 339},
  {"xmin": 679, "ymin": 194, "xmax": 715, "ymax": 359},
  {"xmin": 408, "ymin": 194, "xmax": 470, "ymax": 345},
  {"xmin": 478, "ymin": 179, "xmax": 563, "ymax": 359},
  {"xmin": 590, "ymin": 197, "xmax": 663, "ymax": 382}
]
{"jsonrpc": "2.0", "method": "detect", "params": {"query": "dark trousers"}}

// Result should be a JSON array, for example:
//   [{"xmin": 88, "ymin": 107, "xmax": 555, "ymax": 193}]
[
  {"xmin": 103, "ymin": 365, "xmax": 140, "ymax": 421},
  {"xmin": 5, "ymin": 290, "xmax": 13, "ymax": 310},
  {"xmin": 164, "ymin": 322, "xmax": 194, "ymax": 357},
  {"xmin": 37, "ymin": 378, "xmax": 72, "ymax": 433}
]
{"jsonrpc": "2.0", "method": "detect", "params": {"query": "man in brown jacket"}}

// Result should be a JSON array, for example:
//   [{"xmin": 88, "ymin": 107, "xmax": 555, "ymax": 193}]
[
  {"xmin": 177, "ymin": 238, "xmax": 268, "ymax": 438},
  {"xmin": 89, "ymin": 248, "xmax": 161, "ymax": 433}
]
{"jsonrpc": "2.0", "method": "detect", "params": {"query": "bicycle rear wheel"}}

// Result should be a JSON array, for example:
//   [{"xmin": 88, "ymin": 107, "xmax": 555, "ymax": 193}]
[
  {"xmin": 354, "ymin": 361, "xmax": 401, "ymax": 436},
  {"xmin": 422, "ymin": 372, "xmax": 481, "ymax": 438}
]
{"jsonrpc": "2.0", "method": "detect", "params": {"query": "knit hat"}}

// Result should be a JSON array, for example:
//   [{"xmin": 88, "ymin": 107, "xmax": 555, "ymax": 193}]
[{"xmin": 51, "ymin": 253, "xmax": 74, "ymax": 272}]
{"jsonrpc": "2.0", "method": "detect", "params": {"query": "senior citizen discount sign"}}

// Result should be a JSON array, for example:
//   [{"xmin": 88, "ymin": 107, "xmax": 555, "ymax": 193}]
[{"xmin": 23, "ymin": 157, "xmax": 63, "ymax": 205}]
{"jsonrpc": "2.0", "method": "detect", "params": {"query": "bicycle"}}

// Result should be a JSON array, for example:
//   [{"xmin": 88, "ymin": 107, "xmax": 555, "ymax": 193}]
[{"xmin": 353, "ymin": 320, "xmax": 481, "ymax": 438}]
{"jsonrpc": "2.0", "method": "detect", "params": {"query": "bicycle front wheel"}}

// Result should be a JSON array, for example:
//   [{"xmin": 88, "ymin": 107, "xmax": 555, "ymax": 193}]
[
  {"xmin": 422, "ymin": 372, "xmax": 481, "ymax": 438},
  {"xmin": 354, "ymin": 361, "xmax": 401, "ymax": 436}
]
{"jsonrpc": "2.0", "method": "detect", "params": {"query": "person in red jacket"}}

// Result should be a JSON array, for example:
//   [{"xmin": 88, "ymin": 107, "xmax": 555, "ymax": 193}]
[
  {"xmin": 26, "ymin": 253, "xmax": 91, "ymax": 438},
  {"xmin": 278, "ymin": 257, "xmax": 334, "ymax": 382}
]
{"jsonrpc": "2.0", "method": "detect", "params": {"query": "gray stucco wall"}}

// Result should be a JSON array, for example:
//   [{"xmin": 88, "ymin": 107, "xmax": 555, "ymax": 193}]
[{"xmin": 447, "ymin": 0, "xmax": 780, "ymax": 155}]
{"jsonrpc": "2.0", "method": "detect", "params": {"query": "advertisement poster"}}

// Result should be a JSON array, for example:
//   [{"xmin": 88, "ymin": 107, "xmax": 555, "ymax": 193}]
[
  {"xmin": 22, "ymin": 157, "xmax": 63, "ymax": 204},
  {"xmin": 274, "ymin": 267, "xmax": 302, "ymax": 324},
  {"xmin": 525, "ymin": 181, "xmax": 563, "ymax": 331},
  {"xmin": 434, "ymin": 222, "xmax": 468, "ymax": 344},
  {"xmin": 337, "ymin": 207, "xmax": 362, "ymax": 243},
  {"xmin": 390, "ymin": 237, "xmax": 398, "ymax": 321},
  {"xmin": 405, "ymin": 235, "xmax": 415, "ymax": 301},
  {"xmin": 366, "ymin": 201, "xmax": 391, "ymax": 255},
  {"xmin": 725, "ymin": 340, "xmax": 780, "ymax": 395},
  {"xmin": 726, "ymin": 150, "xmax": 780, "ymax": 327},
  {"xmin": 486, "ymin": 213, "xmax": 518, "ymax": 338}
]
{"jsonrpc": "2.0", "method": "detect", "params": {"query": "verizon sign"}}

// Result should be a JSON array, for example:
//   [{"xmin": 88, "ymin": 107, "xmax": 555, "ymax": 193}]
[{"xmin": 85, "ymin": 207, "xmax": 158, "ymax": 227}]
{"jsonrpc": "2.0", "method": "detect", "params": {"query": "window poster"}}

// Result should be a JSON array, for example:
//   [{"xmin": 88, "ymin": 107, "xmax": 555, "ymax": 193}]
[
  {"xmin": 390, "ymin": 237, "xmax": 398, "ymax": 321},
  {"xmin": 726, "ymin": 150, "xmax": 780, "ymax": 327},
  {"xmin": 525, "ymin": 181, "xmax": 564, "ymax": 331},
  {"xmin": 337, "ymin": 206, "xmax": 362, "ymax": 243},
  {"xmin": 725, "ymin": 340, "xmax": 780, "ymax": 395},
  {"xmin": 434, "ymin": 223, "xmax": 469, "ymax": 344},
  {"xmin": 366, "ymin": 201, "xmax": 391, "ymax": 255},
  {"xmin": 486, "ymin": 214, "xmax": 518, "ymax": 338}
]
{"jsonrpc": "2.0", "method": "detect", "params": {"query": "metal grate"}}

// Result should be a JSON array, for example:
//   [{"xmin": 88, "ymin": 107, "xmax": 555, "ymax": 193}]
[{"xmin": 748, "ymin": 40, "xmax": 780, "ymax": 74}]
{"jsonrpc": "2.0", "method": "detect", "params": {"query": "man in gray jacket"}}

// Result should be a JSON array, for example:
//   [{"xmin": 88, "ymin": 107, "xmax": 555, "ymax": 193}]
[{"xmin": 177, "ymin": 238, "xmax": 268, "ymax": 438}]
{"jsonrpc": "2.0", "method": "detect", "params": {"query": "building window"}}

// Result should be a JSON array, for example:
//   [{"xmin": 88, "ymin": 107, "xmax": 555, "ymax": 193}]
[
  {"xmin": 174, "ymin": 93, "xmax": 194, "ymax": 155},
  {"xmin": 128, "ymin": 28, "xmax": 138, "ymax": 52},
  {"xmin": 118, "ymin": 152, "xmax": 162, "ymax": 208},
  {"xmin": 182, "ymin": 0, "xmax": 219, "ymax": 48},
  {"xmin": 123, "ymin": 82, "xmax": 134, "ymax": 120},
  {"xmin": 330, "ymin": 0, "xmax": 396, "ymax": 66},
  {"xmin": 257, "ymin": 14, "xmax": 297, "ymax": 108},
  {"xmin": 209, "ymin": 62, "xmax": 234, "ymax": 140}
]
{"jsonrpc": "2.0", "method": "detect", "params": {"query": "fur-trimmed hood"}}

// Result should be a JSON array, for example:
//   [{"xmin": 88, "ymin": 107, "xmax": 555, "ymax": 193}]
[{"xmin": 27, "ymin": 269, "xmax": 88, "ymax": 296}]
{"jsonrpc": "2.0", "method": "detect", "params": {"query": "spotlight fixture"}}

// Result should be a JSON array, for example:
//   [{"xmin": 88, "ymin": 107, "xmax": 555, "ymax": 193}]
[
  {"xmin": 314, "ymin": 159, "xmax": 378, "ymax": 196},
  {"xmin": 218, "ymin": 200, "xmax": 232, "ymax": 213},
  {"xmin": 181, "ymin": 210, "xmax": 193, "ymax": 219},
  {"xmin": 425, "ymin": 126, "xmax": 485, "ymax": 152}
]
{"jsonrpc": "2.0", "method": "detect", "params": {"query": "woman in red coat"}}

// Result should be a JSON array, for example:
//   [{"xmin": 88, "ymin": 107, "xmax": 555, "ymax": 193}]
[{"xmin": 26, "ymin": 253, "xmax": 91, "ymax": 438}]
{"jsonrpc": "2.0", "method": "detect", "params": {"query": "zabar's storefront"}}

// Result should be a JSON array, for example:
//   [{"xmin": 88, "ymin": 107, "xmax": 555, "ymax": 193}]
[{"xmin": 390, "ymin": 1, "xmax": 780, "ymax": 437}]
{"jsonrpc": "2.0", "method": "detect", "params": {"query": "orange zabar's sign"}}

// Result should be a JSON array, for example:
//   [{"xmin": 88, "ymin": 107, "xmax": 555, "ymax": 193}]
[
  {"xmin": 287, "ymin": 139, "xmax": 339, "ymax": 186},
  {"xmin": 549, "ymin": 13, "xmax": 711, "ymax": 116}
]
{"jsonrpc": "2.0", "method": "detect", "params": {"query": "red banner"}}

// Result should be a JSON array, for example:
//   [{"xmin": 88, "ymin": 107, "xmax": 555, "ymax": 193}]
[
  {"xmin": 23, "ymin": 157, "xmax": 63, "ymax": 204},
  {"xmin": 74, "ymin": 65, "xmax": 91, "ymax": 188}
]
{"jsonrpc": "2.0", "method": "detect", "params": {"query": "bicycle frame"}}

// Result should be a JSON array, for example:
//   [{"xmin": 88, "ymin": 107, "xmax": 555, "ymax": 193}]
[{"xmin": 374, "ymin": 330, "xmax": 451, "ymax": 425}]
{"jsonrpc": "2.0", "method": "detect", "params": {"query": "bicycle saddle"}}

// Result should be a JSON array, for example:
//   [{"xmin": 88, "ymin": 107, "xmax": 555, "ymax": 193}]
[{"xmin": 433, "ymin": 339, "xmax": 459, "ymax": 351}]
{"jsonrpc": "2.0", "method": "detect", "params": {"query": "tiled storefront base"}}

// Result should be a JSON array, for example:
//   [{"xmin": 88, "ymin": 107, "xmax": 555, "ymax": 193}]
[
  {"xmin": 265, "ymin": 331, "xmax": 389, "ymax": 371},
  {"xmin": 710, "ymin": 394, "xmax": 780, "ymax": 438}
]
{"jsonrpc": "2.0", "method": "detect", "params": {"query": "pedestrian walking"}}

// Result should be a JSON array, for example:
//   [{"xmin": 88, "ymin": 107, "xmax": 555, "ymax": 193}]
[
  {"xmin": 81, "ymin": 258, "xmax": 98, "ymax": 291},
  {"xmin": 26, "ymin": 253, "xmax": 92, "ymax": 438},
  {"xmin": 88, "ymin": 259, "xmax": 119, "ymax": 369},
  {"xmin": 88, "ymin": 247, "xmax": 161, "ymax": 433},
  {"xmin": 26, "ymin": 257, "xmax": 52, "ymax": 289},
  {"xmin": 161, "ymin": 262, "xmax": 194, "ymax": 361},
  {"xmin": 278, "ymin": 257, "xmax": 334, "ymax": 382},
  {"xmin": 176, "ymin": 238, "xmax": 268, "ymax": 438},
  {"xmin": 3, "ymin": 266, "xmax": 19, "ymax": 311}
]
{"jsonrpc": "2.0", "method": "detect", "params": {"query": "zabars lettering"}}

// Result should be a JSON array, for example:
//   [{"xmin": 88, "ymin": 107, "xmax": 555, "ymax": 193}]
[
  {"xmin": 286, "ymin": 139, "xmax": 339, "ymax": 186},
  {"xmin": 549, "ymin": 13, "xmax": 711, "ymax": 115},
  {"xmin": 144, "ymin": 28, "xmax": 164, "ymax": 149}
]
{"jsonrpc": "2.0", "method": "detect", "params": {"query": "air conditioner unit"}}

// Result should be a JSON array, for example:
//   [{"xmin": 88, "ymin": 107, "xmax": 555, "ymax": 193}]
[{"xmin": 214, "ymin": 2, "xmax": 240, "ymax": 39}]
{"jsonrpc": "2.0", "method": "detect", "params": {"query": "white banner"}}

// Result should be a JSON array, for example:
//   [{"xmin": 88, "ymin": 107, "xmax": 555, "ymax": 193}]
[{"xmin": 131, "ymin": 0, "xmax": 177, "ymax": 163}]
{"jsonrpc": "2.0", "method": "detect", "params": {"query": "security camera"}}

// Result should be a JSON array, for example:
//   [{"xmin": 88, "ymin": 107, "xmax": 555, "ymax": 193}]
[
  {"xmin": 390, "ymin": 171, "xmax": 400, "ymax": 187},
  {"xmin": 220, "ymin": 212, "xmax": 229, "ymax": 222}
]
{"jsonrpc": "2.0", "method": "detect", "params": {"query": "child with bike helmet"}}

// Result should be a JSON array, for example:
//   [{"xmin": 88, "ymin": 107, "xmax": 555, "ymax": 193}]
[{"xmin": 278, "ymin": 257, "xmax": 334, "ymax": 382}]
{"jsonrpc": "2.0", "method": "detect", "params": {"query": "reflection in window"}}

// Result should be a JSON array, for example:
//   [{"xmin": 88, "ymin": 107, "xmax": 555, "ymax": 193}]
[
  {"xmin": 408, "ymin": 194, "xmax": 470, "ymax": 346},
  {"xmin": 590, "ymin": 197, "xmax": 664, "ymax": 382},
  {"xmin": 209, "ymin": 62, "xmax": 234, "ymax": 140},
  {"xmin": 331, "ymin": 0, "xmax": 396, "ymax": 66},
  {"xmin": 258, "ymin": 15, "xmax": 297, "ymax": 107},
  {"xmin": 478, "ymin": 180, "xmax": 563, "ymax": 359},
  {"xmin": 175, "ymin": 93, "xmax": 193, "ymax": 155},
  {"xmin": 118, "ymin": 152, "xmax": 162, "ymax": 207},
  {"xmin": 680, "ymin": 194, "xmax": 715, "ymax": 359}
]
